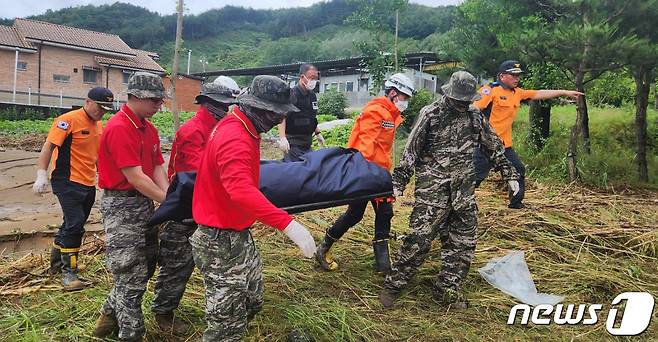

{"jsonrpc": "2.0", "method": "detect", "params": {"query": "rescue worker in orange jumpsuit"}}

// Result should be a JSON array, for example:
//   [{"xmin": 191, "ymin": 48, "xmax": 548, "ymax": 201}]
[{"xmin": 315, "ymin": 73, "xmax": 415, "ymax": 274}]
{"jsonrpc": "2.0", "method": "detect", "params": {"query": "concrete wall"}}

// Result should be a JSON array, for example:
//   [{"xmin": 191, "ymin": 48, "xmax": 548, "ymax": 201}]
[{"xmin": 318, "ymin": 68, "xmax": 438, "ymax": 110}]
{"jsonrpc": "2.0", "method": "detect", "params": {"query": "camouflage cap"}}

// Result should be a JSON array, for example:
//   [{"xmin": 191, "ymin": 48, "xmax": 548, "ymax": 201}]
[
  {"xmin": 441, "ymin": 71, "xmax": 482, "ymax": 102},
  {"xmin": 127, "ymin": 72, "xmax": 166, "ymax": 99},
  {"xmin": 238, "ymin": 75, "xmax": 299, "ymax": 114},
  {"xmin": 195, "ymin": 82, "xmax": 239, "ymax": 105}
]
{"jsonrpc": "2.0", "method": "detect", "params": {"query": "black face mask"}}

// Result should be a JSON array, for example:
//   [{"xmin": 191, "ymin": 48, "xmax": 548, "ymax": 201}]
[
  {"xmin": 445, "ymin": 97, "xmax": 471, "ymax": 113},
  {"xmin": 241, "ymin": 104, "xmax": 284, "ymax": 133},
  {"xmin": 204, "ymin": 101, "xmax": 230, "ymax": 121}
]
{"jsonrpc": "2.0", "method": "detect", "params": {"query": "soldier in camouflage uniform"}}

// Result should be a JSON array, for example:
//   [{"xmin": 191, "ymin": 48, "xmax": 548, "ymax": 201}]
[
  {"xmin": 379, "ymin": 71, "xmax": 520, "ymax": 309},
  {"xmin": 151, "ymin": 77, "xmax": 240, "ymax": 335},
  {"xmin": 191, "ymin": 75, "xmax": 316, "ymax": 341},
  {"xmin": 94, "ymin": 72, "xmax": 170, "ymax": 341}
]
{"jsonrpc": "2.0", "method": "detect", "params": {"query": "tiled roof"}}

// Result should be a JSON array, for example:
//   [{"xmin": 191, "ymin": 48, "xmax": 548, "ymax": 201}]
[
  {"xmin": 0, "ymin": 25, "xmax": 35, "ymax": 50},
  {"xmin": 14, "ymin": 18, "xmax": 135, "ymax": 56},
  {"xmin": 95, "ymin": 49, "xmax": 165, "ymax": 73}
]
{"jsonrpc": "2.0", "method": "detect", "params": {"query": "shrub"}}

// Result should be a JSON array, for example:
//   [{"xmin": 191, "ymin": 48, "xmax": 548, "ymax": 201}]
[
  {"xmin": 316, "ymin": 114, "xmax": 338, "ymax": 123},
  {"xmin": 318, "ymin": 88, "xmax": 348, "ymax": 119},
  {"xmin": 401, "ymin": 88, "xmax": 434, "ymax": 132},
  {"xmin": 586, "ymin": 71, "xmax": 636, "ymax": 108}
]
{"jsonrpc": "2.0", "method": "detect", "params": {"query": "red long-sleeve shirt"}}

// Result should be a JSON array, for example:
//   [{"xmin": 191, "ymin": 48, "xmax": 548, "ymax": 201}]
[
  {"xmin": 192, "ymin": 107, "xmax": 293, "ymax": 231},
  {"xmin": 167, "ymin": 106, "xmax": 217, "ymax": 179}
]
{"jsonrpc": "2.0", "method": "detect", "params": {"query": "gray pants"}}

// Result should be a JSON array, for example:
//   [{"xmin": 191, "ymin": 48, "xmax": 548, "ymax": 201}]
[
  {"xmin": 152, "ymin": 221, "xmax": 196, "ymax": 315},
  {"xmin": 190, "ymin": 226, "xmax": 264, "ymax": 342},
  {"xmin": 100, "ymin": 195, "xmax": 157, "ymax": 340}
]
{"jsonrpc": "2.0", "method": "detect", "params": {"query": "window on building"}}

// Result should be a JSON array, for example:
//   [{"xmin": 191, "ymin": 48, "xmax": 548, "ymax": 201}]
[
  {"xmin": 83, "ymin": 67, "xmax": 100, "ymax": 84},
  {"xmin": 346, "ymin": 81, "xmax": 354, "ymax": 92},
  {"xmin": 338, "ymin": 82, "xmax": 345, "ymax": 92},
  {"xmin": 53, "ymin": 74, "xmax": 70, "ymax": 83},
  {"xmin": 323, "ymin": 83, "xmax": 329, "ymax": 92},
  {"xmin": 330, "ymin": 82, "xmax": 338, "ymax": 90},
  {"xmin": 424, "ymin": 78, "xmax": 434, "ymax": 91},
  {"xmin": 359, "ymin": 79, "xmax": 369, "ymax": 92},
  {"xmin": 123, "ymin": 70, "xmax": 134, "ymax": 84},
  {"xmin": 17, "ymin": 61, "xmax": 27, "ymax": 71}
]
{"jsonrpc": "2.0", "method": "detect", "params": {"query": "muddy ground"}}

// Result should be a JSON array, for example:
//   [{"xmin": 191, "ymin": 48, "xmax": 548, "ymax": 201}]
[
  {"xmin": 0, "ymin": 149, "xmax": 104, "ymax": 255},
  {"xmin": 0, "ymin": 139, "xmax": 282, "ymax": 256}
]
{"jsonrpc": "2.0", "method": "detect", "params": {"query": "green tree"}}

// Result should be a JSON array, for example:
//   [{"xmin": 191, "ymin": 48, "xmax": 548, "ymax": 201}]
[
  {"xmin": 345, "ymin": 0, "xmax": 408, "ymax": 94},
  {"xmin": 618, "ymin": 0, "xmax": 658, "ymax": 182}
]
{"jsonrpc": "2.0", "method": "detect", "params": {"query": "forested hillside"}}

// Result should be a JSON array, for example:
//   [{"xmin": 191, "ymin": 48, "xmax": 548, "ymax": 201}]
[{"xmin": 7, "ymin": 1, "xmax": 455, "ymax": 72}]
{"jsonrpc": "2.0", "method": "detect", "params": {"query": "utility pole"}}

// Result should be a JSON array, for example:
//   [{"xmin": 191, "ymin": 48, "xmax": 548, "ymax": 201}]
[
  {"xmin": 394, "ymin": 9, "xmax": 399, "ymax": 71},
  {"xmin": 186, "ymin": 49, "xmax": 191, "ymax": 74},
  {"xmin": 170, "ymin": 0, "xmax": 184, "ymax": 131}
]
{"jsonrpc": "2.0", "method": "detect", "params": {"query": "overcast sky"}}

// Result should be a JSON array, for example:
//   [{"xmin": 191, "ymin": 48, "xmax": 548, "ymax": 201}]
[{"xmin": 2, "ymin": 0, "xmax": 463, "ymax": 19}]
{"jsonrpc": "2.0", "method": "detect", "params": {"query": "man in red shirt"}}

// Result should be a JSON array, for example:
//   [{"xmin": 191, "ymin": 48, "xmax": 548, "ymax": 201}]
[
  {"xmin": 93, "ymin": 72, "xmax": 169, "ymax": 341},
  {"xmin": 190, "ymin": 75, "xmax": 316, "ymax": 341},
  {"xmin": 151, "ymin": 76, "xmax": 240, "ymax": 334},
  {"xmin": 32, "ymin": 87, "xmax": 113, "ymax": 291}
]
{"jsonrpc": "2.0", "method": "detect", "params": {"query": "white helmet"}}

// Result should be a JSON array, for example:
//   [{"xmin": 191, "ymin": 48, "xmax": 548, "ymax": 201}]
[
  {"xmin": 384, "ymin": 73, "xmax": 415, "ymax": 97},
  {"xmin": 213, "ymin": 75, "xmax": 241, "ymax": 97}
]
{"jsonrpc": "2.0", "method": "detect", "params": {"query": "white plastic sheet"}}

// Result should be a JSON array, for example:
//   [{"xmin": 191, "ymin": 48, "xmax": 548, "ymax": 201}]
[{"xmin": 478, "ymin": 250, "xmax": 564, "ymax": 306}]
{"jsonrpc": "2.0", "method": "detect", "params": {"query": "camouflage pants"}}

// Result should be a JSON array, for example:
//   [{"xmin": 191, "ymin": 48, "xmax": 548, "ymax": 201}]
[
  {"xmin": 100, "ymin": 195, "xmax": 158, "ymax": 340},
  {"xmin": 384, "ymin": 187, "xmax": 477, "ymax": 294},
  {"xmin": 190, "ymin": 226, "xmax": 263, "ymax": 342},
  {"xmin": 151, "ymin": 221, "xmax": 196, "ymax": 315}
]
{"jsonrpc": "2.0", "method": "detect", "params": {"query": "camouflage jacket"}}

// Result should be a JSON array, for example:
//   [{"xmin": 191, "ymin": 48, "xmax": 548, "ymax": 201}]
[{"xmin": 392, "ymin": 96, "xmax": 519, "ymax": 195}]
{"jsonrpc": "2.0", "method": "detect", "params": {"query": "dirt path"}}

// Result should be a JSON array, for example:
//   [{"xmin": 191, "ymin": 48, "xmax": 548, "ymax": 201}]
[{"xmin": 0, "ymin": 149, "xmax": 100, "ymax": 255}]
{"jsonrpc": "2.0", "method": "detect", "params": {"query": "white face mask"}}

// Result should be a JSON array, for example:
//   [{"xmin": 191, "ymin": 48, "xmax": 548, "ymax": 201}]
[
  {"xmin": 395, "ymin": 99, "xmax": 409, "ymax": 112},
  {"xmin": 305, "ymin": 79, "xmax": 318, "ymax": 91}
]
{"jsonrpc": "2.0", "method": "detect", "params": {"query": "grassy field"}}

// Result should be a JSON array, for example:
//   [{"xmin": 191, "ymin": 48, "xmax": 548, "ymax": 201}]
[
  {"xmin": 511, "ymin": 105, "xmax": 658, "ymax": 187},
  {"xmin": 0, "ymin": 181, "xmax": 657, "ymax": 341},
  {"xmin": 0, "ymin": 104, "xmax": 656, "ymax": 341}
]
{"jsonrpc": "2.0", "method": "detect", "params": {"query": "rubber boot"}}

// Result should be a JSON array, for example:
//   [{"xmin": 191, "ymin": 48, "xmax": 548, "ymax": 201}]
[
  {"xmin": 432, "ymin": 286, "xmax": 469, "ymax": 309},
  {"xmin": 60, "ymin": 250, "xmax": 84, "ymax": 291},
  {"xmin": 93, "ymin": 313, "xmax": 119, "ymax": 338},
  {"xmin": 372, "ymin": 239, "xmax": 391, "ymax": 274},
  {"xmin": 315, "ymin": 232, "xmax": 338, "ymax": 271},
  {"xmin": 155, "ymin": 312, "xmax": 189, "ymax": 335},
  {"xmin": 49, "ymin": 244, "xmax": 62, "ymax": 275}
]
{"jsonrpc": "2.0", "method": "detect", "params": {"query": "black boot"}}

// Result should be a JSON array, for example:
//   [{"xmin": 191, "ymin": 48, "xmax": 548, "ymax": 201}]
[
  {"xmin": 315, "ymin": 232, "xmax": 338, "ymax": 271},
  {"xmin": 49, "ymin": 244, "xmax": 62, "ymax": 275},
  {"xmin": 60, "ymin": 250, "xmax": 84, "ymax": 291},
  {"xmin": 373, "ymin": 239, "xmax": 391, "ymax": 274}
]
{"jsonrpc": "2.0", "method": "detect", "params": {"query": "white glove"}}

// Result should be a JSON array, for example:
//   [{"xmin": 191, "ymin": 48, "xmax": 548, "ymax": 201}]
[
  {"xmin": 283, "ymin": 220, "xmax": 317, "ymax": 258},
  {"xmin": 277, "ymin": 136, "xmax": 290, "ymax": 153},
  {"xmin": 393, "ymin": 188, "xmax": 403, "ymax": 198},
  {"xmin": 508, "ymin": 180, "xmax": 520, "ymax": 196},
  {"xmin": 32, "ymin": 169, "xmax": 49, "ymax": 194},
  {"xmin": 315, "ymin": 133, "xmax": 326, "ymax": 148}
]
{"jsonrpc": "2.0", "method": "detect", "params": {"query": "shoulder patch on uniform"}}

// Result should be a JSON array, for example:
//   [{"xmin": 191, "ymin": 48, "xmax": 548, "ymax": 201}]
[
  {"xmin": 481, "ymin": 88, "xmax": 491, "ymax": 95},
  {"xmin": 56, "ymin": 120, "xmax": 69, "ymax": 131}
]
